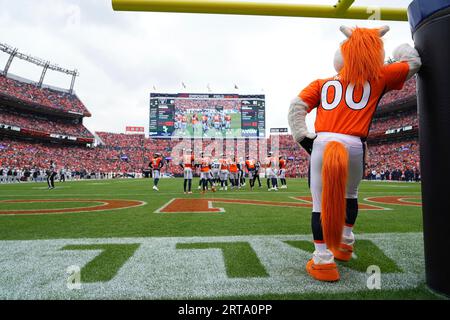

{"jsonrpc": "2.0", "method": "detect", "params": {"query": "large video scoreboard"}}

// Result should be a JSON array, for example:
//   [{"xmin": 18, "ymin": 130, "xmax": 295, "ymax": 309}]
[{"xmin": 149, "ymin": 93, "xmax": 265, "ymax": 138}]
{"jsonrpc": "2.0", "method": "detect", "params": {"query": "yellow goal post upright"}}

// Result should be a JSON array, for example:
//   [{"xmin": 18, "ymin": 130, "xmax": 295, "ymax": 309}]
[{"xmin": 111, "ymin": 0, "xmax": 450, "ymax": 297}]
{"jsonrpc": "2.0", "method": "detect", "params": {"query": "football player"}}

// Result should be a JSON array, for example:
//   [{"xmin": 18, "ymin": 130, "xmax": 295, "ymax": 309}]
[
  {"xmin": 279, "ymin": 156, "xmax": 288, "ymax": 189},
  {"xmin": 228, "ymin": 157, "xmax": 239, "ymax": 189},
  {"xmin": 224, "ymin": 114, "xmax": 231, "ymax": 131},
  {"xmin": 211, "ymin": 158, "xmax": 221, "ymax": 186},
  {"xmin": 219, "ymin": 154, "xmax": 229, "ymax": 191},
  {"xmin": 245, "ymin": 156, "xmax": 257, "ymax": 190},
  {"xmin": 265, "ymin": 152, "xmax": 278, "ymax": 191},
  {"xmin": 213, "ymin": 114, "xmax": 221, "ymax": 131},
  {"xmin": 254, "ymin": 160, "xmax": 262, "ymax": 188},
  {"xmin": 47, "ymin": 160, "xmax": 57, "ymax": 190},
  {"xmin": 180, "ymin": 149, "xmax": 195, "ymax": 194},
  {"xmin": 238, "ymin": 158, "xmax": 246, "ymax": 187},
  {"xmin": 199, "ymin": 153, "xmax": 216, "ymax": 194},
  {"xmin": 150, "ymin": 152, "xmax": 164, "ymax": 191}
]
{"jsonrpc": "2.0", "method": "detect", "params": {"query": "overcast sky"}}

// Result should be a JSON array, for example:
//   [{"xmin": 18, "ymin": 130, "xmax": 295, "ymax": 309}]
[{"xmin": 0, "ymin": 0, "xmax": 414, "ymax": 135}]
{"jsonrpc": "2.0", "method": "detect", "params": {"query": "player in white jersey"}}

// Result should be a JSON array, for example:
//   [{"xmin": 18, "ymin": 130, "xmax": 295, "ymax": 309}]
[
  {"xmin": 265, "ymin": 152, "xmax": 278, "ymax": 191},
  {"xmin": 211, "ymin": 158, "xmax": 220, "ymax": 185}
]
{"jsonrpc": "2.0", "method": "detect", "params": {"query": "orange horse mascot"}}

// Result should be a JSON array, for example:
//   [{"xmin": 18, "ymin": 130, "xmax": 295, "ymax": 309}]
[{"xmin": 288, "ymin": 26, "xmax": 421, "ymax": 281}]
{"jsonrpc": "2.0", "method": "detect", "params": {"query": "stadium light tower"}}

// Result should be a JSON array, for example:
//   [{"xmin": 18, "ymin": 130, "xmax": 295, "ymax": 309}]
[
  {"xmin": 112, "ymin": 0, "xmax": 450, "ymax": 297},
  {"xmin": 0, "ymin": 43, "xmax": 80, "ymax": 93}
]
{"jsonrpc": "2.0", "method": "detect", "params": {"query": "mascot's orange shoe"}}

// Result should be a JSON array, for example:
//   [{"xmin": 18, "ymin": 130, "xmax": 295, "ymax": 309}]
[
  {"xmin": 331, "ymin": 233, "xmax": 355, "ymax": 262},
  {"xmin": 306, "ymin": 260, "xmax": 340, "ymax": 282},
  {"xmin": 306, "ymin": 250, "xmax": 340, "ymax": 282},
  {"xmin": 331, "ymin": 243, "xmax": 353, "ymax": 262}
]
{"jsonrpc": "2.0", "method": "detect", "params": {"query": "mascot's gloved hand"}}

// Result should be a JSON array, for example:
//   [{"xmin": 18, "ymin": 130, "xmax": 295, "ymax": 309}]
[
  {"xmin": 288, "ymin": 97, "xmax": 316, "ymax": 154},
  {"xmin": 393, "ymin": 43, "xmax": 422, "ymax": 80}
]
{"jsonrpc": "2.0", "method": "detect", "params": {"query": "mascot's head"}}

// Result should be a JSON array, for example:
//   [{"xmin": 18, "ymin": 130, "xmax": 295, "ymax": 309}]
[{"xmin": 334, "ymin": 25, "xmax": 389, "ymax": 87}]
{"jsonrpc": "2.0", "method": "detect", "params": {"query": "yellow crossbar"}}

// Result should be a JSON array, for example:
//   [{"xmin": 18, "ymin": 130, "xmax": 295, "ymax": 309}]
[{"xmin": 112, "ymin": 0, "xmax": 408, "ymax": 21}]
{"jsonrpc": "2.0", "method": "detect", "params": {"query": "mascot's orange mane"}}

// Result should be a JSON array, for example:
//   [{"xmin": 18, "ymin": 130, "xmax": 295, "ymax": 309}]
[{"xmin": 340, "ymin": 27, "xmax": 384, "ymax": 87}]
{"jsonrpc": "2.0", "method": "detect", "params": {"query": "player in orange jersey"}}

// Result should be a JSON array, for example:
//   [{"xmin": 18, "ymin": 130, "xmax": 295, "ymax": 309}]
[
  {"xmin": 288, "ymin": 26, "xmax": 421, "ymax": 282},
  {"xmin": 191, "ymin": 113, "xmax": 198, "ymax": 125},
  {"xmin": 199, "ymin": 152, "xmax": 216, "ymax": 193},
  {"xmin": 218, "ymin": 154, "xmax": 229, "ymax": 191},
  {"xmin": 228, "ymin": 157, "xmax": 239, "ymax": 189},
  {"xmin": 213, "ymin": 114, "xmax": 221, "ymax": 131},
  {"xmin": 224, "ymin": 114, "xmax": 231, "ymax": 131},
  {"xmin": 278, "ymin": 156, "xmax": 287, "ymax": 189},
  {"xmin": 245, "ymin": 155, "xmax": 257, "ymax": 190},
  {"xmin": 149, "ymin": 152, "xmax": 164, "ymax": 191}
]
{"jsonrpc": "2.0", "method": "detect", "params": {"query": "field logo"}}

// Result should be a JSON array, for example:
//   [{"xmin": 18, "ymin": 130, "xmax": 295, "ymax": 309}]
[
  {"xmin": 155, "ymin": 196, "xmax": 421, "ymax": 214},
  {"xmin": 0, "ymin": 199, "xmax": 146, "ymax": 216},
  {"xmin": 0, "ymin": 233, "xmax": 423, "ymax": 299}
]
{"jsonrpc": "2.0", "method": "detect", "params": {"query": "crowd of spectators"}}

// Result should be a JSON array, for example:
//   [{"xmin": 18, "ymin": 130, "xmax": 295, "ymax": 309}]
[
  {"xmin": 365, "ymin": 139, "xmax": 420, "ymax": 181},
  {"xmin": 0, "ymin": 138, "xmax": 143, "ymax": 178},
  {"xmin": 0, "ymin": 131, "xmax": 421, "ymax": 182},
  {"xmin": 96, "ymin": 132, "xmax": 145, "ymax": 148},
  {"xmin": 369, "ymin": 109, "xmax": 418, "ymax": 135},
  {"xmin": 0, "ymin": 106, "xmax": 93, "ymax": 138},
  {"xmin": 0, "ymin": 74, "xmax": 90, "ymax": 116},
  {"xmin": 379, "ymin": 77, "xmax": 416, "ymax": 108}
]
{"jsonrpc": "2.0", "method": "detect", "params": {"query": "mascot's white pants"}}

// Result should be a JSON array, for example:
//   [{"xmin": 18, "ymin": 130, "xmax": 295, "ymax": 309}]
[{"xmin": 310, "ymin": 132, "xmax": 364, "ymax": 212}]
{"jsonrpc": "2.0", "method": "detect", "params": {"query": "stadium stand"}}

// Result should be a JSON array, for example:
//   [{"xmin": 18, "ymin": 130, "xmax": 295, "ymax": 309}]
[
  {"xmin": 0, "ymin": 59, "xmax": 421, "ymax": 183},
  {"xmin": 0, "ymin": 70, "xmax": 94, "ymax": 149},
  {"xmin": 0, "ymin": 74, "xmax": 90, "ymax": 116},
  {"xmin": 0, "ymin": 106, "xmax": 93, "ymax": 139}
]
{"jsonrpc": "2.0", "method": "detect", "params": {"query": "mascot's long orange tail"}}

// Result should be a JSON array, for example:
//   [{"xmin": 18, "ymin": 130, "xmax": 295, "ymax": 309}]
[{"xmin": 321, "ymin": 141, "xmax": 348, "ymax": 250}]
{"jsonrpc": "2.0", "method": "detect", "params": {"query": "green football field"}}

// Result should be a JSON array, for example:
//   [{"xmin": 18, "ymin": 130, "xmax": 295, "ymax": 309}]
[{"xmin": 0, "ymin": 178, "xmax": 445, "ymax": 300}]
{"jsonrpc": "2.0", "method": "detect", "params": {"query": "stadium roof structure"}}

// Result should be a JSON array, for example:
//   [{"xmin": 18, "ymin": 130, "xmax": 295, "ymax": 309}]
[
  {"xmin": 0, "ymin": 43, "xmax": 79, "ymax": 93},
  {"xmin": 112, "ymin": 0, "xmax": 408, "ymax": 21}
]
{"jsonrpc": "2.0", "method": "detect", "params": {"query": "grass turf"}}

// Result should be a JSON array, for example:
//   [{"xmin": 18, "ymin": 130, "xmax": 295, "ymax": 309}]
[
  {"xmin": 0, "ymin": 178, "xmax": 442, "ymax": 300},
  {"xmin": 0, "ymin": 178, "xmax": 423, "ymax": 240}
]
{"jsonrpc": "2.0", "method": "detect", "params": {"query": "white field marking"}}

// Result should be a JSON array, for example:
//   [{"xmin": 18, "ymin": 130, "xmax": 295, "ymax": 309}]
[
  {"xmin": 362, "ymin": 180, "xmax": 419, "ymax": 184},
  {"xmin": 373, "ymin": 185, "xmax": 413, "ymax": 188},
  {"xmin": 31, "ymin": 186, "xmax": 71, "ymax": 190},
  {"xmin": 154, "ymin": 198, "xmax": 177, "ymax": 214},
  {"xmin": 208, "ymin": 201, "xmax": 225, "ymax": 213},
  {"xmin": 362, "ymin": 197, "xmax": 393, "ymax": 210},
  {"xmin": 154, "ymin": 199, "xmax": 225, "ymax": 214},
  {"xmin": 0, "ymin": 200, "xmax": 104, "ymax": 212},
  {"xmin": 0, "ymin": 200, "xmax": 147, "ymax": 217},
  {"xmin": 0, "ymin": 233, "xmax": 425, "ymax": 300},
  {"xmin": 364, "ymin": 196, "xmax": 421, "ymax": 207},
  {"xmin": 286, "ymin": 196, "xmax": 390, "ymax": 211},
  {"xmin": 398, "ymin": 198, "xmax": 422, "ymax": 204},
  {"xmin": 289, "ymin": 196, "xmax": 312, "ymax": 204}
]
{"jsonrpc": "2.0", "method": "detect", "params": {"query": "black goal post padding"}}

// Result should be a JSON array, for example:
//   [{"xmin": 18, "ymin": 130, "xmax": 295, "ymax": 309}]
[{"xmin": 409, "ymin": 0, "xmax": 450, "ymax": 297}]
